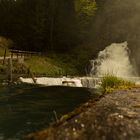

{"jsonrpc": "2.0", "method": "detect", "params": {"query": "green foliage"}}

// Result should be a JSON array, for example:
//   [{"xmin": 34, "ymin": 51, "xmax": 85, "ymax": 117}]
[
  {"xmin": 0, "ymin": 36, "xmax": 12, "ymax": 56},
  {"xmin": 0, "ymin": 36, "xmax": 13, "ymax": 49},
  {"xmin": 74, "ymin": 0, "xmax": 97, "ymax": 41},
  {"xmin": 0, "ymin": 0, "xmax": 78, "ymax": 52},
  {"xmin": 101, "ymin": 74, "xmax": 135, "ymax": 94},
  {"xmin": 0, "ymin": 54, "xmax": 83, "ymax": 76},
  {"xmin": 24, "ymin": 56, "xmax": 79, "ymax": 76},
  {"xmin": 0, "ymin": 0, "xmax": 97, "ymax": 54},
  {"xmin": 0, "ymin": 64, "xmax": 6, "ymax": 73},
  {"xmin": 0, "ymin": 0, "xmax": 98, "ymax": 73},
  {"xmin": 75, "ymin": 0, "xmax": 97, "ymax": 16},
  {"xmin": 0, "ymin": 49, "xmax": 11, "ymax": 57},
  {"xmin": 12, "ymin": 63, "xmax": 27, "ymax": 74}
]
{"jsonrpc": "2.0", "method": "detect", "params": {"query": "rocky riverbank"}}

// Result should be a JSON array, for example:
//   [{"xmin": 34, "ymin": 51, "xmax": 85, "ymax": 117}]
[{"xmin": 27, "ymin": 88, "xmax": 140, "ymax": 140}]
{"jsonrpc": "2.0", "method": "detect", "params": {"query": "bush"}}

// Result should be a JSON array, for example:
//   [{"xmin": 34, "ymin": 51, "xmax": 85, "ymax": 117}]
[
  {"xmin": 0, "ymin": 64, "xmax": 7, "ymax": 72},
  {"xmin": 100, "ymin": 74, "xmax": 135, "ymax": 94}
]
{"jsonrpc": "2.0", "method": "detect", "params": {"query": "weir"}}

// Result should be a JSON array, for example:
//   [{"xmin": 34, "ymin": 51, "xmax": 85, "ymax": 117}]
[
  {"xmin": 19, "ymin": 76, "xmax": 140, "ymax": 88},
  {"xmin": 19, "ymin": 42, "xmax": 140, "ymax": 88},
  {"xmin": 19, "ymin": 77, "xmax": 102, "ymax": 88}
]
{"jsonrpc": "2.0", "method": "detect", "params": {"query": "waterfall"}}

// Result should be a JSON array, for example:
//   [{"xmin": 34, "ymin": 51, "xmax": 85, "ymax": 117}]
[
  {"xmin": 19, "ymin": 42, "xmax": 139, "ymax": 88},
  {"xmin": 90, "ymin": 42, "xmax": 137, "ymax": 77}
]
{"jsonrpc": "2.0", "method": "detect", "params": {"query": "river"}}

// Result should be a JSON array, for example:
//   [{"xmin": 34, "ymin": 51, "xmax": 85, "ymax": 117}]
[{"xmin": 0, "ymin": 76, "xmax": 96, "ymax": 140}]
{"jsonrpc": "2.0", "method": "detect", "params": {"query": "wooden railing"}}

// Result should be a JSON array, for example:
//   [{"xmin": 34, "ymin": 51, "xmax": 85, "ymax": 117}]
[
  {"xmin": 1, "ymin": 49, "xmax": 41, "ymax": 65},
  {"xmin": 9, "ymin": 49, "xmax": 41, "ymax": 57}
]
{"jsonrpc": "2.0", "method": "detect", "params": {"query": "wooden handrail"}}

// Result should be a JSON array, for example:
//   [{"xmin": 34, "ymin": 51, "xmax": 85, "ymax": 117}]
[{"xmin": 9, "ymin": 49, "xmax": 41, "ymax": 55}]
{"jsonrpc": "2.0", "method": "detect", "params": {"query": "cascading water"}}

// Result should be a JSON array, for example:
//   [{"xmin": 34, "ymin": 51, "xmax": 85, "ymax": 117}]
[
  {"xmin": 19, "ymin": 42, "xmax": 139, "ymax": 88},
  {"xmin": 90, "ymin": 42, "xmax": 137, "ymax": 77}
]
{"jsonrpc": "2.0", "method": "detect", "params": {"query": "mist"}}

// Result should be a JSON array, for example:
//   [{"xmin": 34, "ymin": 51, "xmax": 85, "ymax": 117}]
[
  {"xmin": 91, "ymin": 0, "xmax": 140, "ymax": 75},
  {"xmin": 90, "ymin": 42, "xmax": 137, "ymax": 77}
]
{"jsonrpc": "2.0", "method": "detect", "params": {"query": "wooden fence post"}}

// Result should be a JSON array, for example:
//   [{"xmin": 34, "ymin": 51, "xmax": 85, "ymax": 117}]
[
  {"xmin": 3, "ymin": 48, "xmax": 7, "ymax": 65},
  {"xmin": 7, "ymin": 58, "xmax": 12, "ymax": 83}
]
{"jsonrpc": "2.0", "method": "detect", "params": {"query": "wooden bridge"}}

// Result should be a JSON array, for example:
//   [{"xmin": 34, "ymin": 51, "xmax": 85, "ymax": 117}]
[{"xmin": 1, "ymin": 49, "xmax": 41, "ymax": 64}]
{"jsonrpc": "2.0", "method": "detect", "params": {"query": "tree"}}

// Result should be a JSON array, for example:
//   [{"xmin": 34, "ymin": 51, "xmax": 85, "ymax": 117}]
[
  {"xmin": 0, "ymin": 0, "xmax": 97, "ymax": 53},
  {"xmin": 75, "ymin": 0, "xmax": 97, "ymax": 41}
]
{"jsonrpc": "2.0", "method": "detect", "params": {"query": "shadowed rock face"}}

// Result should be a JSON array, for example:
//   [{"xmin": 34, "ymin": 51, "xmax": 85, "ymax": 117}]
[{"xmin": 92, "ymin": 0, "xmax": 140, "ymax": 74}]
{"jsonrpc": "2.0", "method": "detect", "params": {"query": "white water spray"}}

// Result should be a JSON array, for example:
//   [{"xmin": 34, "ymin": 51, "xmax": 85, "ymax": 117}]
[
  {"xmin": 19, "ymin": 42, "xmax": 139, "ymax": 88},
  {"xmin": 90, "ymin": 42, "xmax": 137, "ymax": 77}
]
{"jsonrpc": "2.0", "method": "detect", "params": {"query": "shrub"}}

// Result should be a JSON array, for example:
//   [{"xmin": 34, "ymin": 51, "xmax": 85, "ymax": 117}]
[{"xmin": 100, "ymin": 74, "xmax": 135, "ymax": 94}]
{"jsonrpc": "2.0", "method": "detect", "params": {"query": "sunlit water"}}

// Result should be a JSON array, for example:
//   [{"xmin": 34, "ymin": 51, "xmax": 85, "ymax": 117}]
[{"xmin": 0, "ymin": 80, "xmax": 96, "ymax": 140}]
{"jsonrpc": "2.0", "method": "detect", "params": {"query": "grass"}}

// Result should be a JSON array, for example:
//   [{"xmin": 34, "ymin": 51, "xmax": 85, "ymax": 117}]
[
  {"xmin": 0, "ymin": 50, "xmax": 80, "ymax": 76},
  {"xmin": 24, "ymin": 56, "xmax": 79, "ymax": 77},
  {"xmin": 0, "ymin": 46, "xmax": 87, "ymax": 76},
  {"xmin": 100, "ymin": 74, "xmax": 135, "ymax": 94}
]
